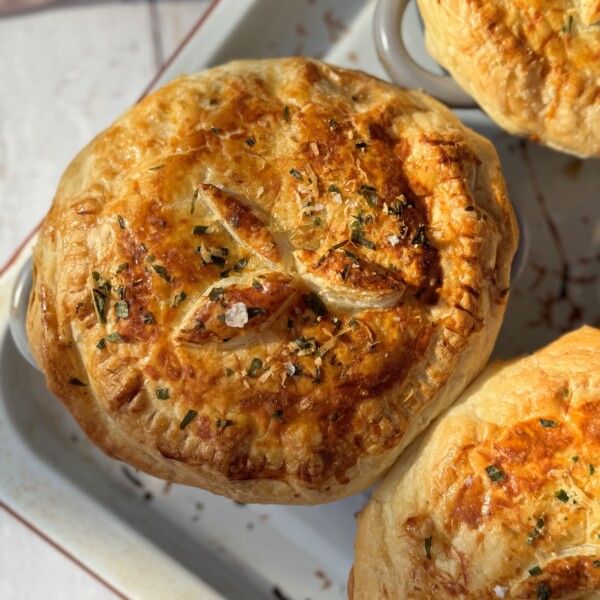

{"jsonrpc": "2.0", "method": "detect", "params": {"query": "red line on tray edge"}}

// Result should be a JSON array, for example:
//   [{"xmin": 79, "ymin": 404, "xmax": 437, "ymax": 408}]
[
  {"xmin": 138, "ymin": 0, "xmax": 222, "ymax": 100},
  {"xmin": 0, "ymin": 502, "xmax": 129, "ymax": 600},
  {"xmin": 1, "ymin": 0, "xmax": 222, "ymax": 278},
  {"xmin": 0, "ymin": 221, "xmax": 42, "ymax": 278}
]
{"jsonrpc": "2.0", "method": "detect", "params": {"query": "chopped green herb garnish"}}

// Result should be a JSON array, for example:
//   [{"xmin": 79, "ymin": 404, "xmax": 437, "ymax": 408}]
[
  {"xmin": 351, "ymin": 209, "xmax": 373, "ymax": 229},
  {"xmin": 116, "ymin": 262, "xmax": 128, "ymax": 274},
  {"xmin": 529, "ymin": 566, "xmax": 543, "ymax": 577},
  {"xmin": 92, "ymin": 289, "xmax": 107, "ymax": 324},
  {"xmin": 252, "ymin": 279, "xmax": 262, "ymax": 290},
  {"xmin": 341, "ymin": 264, "xmax": 352, "ymax": 281},
  {"xmin": 209, "ymin": 98, "xmax": 217, "ymax": 105},
  {"xmin": 209, "ymin": 287, "xmax": 224, "ymax": 302},
  {"xmin": 179, "ymin": 409, "xmax": 198, "ymax": 430},
  {"xmin": 359, "ymin": 184, "xmax": 378, "ymax": 207},
  {"xmin": 328, "ymin": 119, "xmax": 338, "ymax": 129},
  {"xmin": 412, "ymin": 225, "xmax": 429, "ymax": 247},
  {"xmin": 539, "ymin": 419, "xmax": 558, "ymax": 428},
  {"xmin": 247, "ymin": 357, "xmax": 263, "ymax": 378},
  {"xmin": 593, "ymin": 560, "xmax": 600, "ymax": 567},
  {"xmin": 173, "ymin": 291, "xmax": 187, "ymax": 307},
  {"xmin": 555, "ymin": 489, "xmax": 569, "ymax": 503},
  {"xmin": 96, "ymin": 338, "xmax": 106, "ymax": 349},
  {"xmin": 424, "ymin": 536, "xmax": 432, "ymax": 559},
  {"xmin": 293, "ymin": 337, "xmax": 320, "ymax": 353},
  {"xmin": 92, "ymin": 271, "xmax": 100, "ymax": 281},
  {"xmin": 155, "ymin": 388, "xmax": 170, "ymax": 400},
  {"xmin": 572, "ymin": 456, "xmax": 579, "ymax": 463},
  {"xmin": 536, "ymin": 582, "xmax": 551, "ymax": 600},
  {"xmin": 283, "ymin": 105, "xmax": 290, "ymax": 121},
  {"xmin": 303, "ymin": 292, "xmax": 328, "ymax": 317},
  {"xmin": 216, "ymin": 418, "xmax": 233, "ymax": 429},
  {"xmin": 590, "ymin": 464, "xmax": 596, "ymax": 475},
  {"xmin": 148, "ymin": 164, "xmax": 164, "ymax": 171},
  {"xmin": 143, "ymin": 312, "xmax": 155, "ymax": 324},
  {"xmin": 328, "ymin": 184, "xmax": 341, "ymax": 194},
  {"xmin": 191, "ymin": 188, "xmax": 199, "ymax": 214},
  {"xmin": 314, "ymin": 217, "xmax": 322, "ymax": 227},
  {"xmin": 106, "ymin": 331, "xmax": 121, "ymax": 343},
  {"xmin": 527, "ymin": 517, "xmax": 545, "ymax": 545},
  {"xmin": 562, "ymin": 14, "xmax": 574, "ymax": 34},
  {"xmin": 151, "ymin": 264, "xmax": 173, "ymax": 282},
  {"xmin": 355, "ymin": 142, "xmax": 367, "ymax": 149},
  {"xmin": 485, "ymin": 465, "xmax": 506, "ymax": 483},
  {"xmin": 145, "ymin": 255, "xmax": 155, "ymax": 263},
  {"xmin": 98, "ymin": 277, "xmax": 112, "ymax": 295},
  {"xmin": 211, "ymin": 127, "xmax": 222, "ymax": 134},
  {"xmin": 271, "ymin": 409, "xmax": 284, "ymax": 422},
  {"xmin": 387, "ymin": 199, "xmax": 414, "ymax": 216},
  {"xmin": 68, "ymin": 377, "xmax": 87, "ymax": 386},
  {"xmin": 117, "ymin": 215, "xmax": 126, "ymax": 229},
  {"xmin": 225, "ymin": 367, "xmax": 234, "ymax": 377},
  {"xmin": 193, "ymin": 225, "xmax": 209, "ymax": 235},
  {"xmin": 331, "ymin": 240, "xmax": 348, "ymax": 251},
  {"xmin": 233, "ymin": 258, "xmax": 248, "ymax": 272},
  {"xmin": 563, "ymin": 388, "xmax": 570, "ymax": 398},
  {"xmin": 115, "ymin": 300, "xmax": 129, "ymax": 320},
  {"xmin": 247, "ymin": 307, "xmax": 267, "ymax": 319},
  {"xmin": 245, "ymin": 137, "xmax": 256, "ymax": 147},
  {"xmin": 351, "ymin": 229, "xmax": 376, "ymax": 250},
  {"xmin": 289, "ymin": 168, "xmax": 303, "ymax": 181}
]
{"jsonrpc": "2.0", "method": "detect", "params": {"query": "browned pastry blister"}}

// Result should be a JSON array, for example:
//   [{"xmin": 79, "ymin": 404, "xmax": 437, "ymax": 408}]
[
  {"xmin": 417, "ymin": 0, "xmax": 600, "ymax": 157},
  {"xmin": 351, "ymin": 326, "xmax": 600, "ymax": 599},
  {"xmin": 27, "ymin": 58, "xmax": 517, "ymax": 504}
]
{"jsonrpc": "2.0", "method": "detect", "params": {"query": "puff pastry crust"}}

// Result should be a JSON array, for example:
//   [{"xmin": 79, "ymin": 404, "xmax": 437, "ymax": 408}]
[
  {"xmin": 27, "ymin": 58, "xmax": 517, "ymax": 504},
  {"xmin": 418, "ymin": 0, "xmax": 600, "ymax": 157},
  {"xmin": 351, "ymin": 326, "xmax": 600, "ymax": 598}
]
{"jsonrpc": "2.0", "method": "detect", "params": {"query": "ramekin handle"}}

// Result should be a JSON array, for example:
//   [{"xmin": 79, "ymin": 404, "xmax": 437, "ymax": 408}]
[{"xmin": 373, "ymin": 0, "xmax": 477, "ymax": 108}]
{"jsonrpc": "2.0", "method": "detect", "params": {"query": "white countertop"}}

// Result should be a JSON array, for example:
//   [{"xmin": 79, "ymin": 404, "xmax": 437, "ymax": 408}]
[{"xmin": 0, "ymin": 2, "xmax": 210, "ymax": 597}]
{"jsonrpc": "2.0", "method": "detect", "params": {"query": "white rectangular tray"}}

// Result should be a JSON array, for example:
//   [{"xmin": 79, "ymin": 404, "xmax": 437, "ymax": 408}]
[{"xmin": 2, "ymin": 0, "xmax": 599, "ymax": 598}]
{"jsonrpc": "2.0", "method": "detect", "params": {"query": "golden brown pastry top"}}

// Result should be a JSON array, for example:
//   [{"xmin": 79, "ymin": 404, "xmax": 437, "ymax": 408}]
[
  {"xmin": 27, "ymin": 58, "xmax": 517, "ymax": 504},
  {"xmin": 351, "ymin": 326, "xmax": 600, "ymax": 599},
  {"xmin": 418, "ymin": 0, "xmax": 600, "ymax": 157}
]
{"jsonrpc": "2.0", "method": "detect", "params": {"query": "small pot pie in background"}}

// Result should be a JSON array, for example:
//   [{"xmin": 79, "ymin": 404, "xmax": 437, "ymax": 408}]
[
  {"xmin": 417, "ymin": 0, "xmax": 600, "ymax": 158},
  {"xmin": 351, "ymin": 326, "xmax": 600, "ymax": 599},
  {"xmin": 27, "ymin": 58, "xmax": 517, "ymax": 504}
]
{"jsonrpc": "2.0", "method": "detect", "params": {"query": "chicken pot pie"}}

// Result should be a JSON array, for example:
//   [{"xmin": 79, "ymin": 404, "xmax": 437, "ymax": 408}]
[
  {"xmin": 27, "ymin": 58, "xmax": 517, "ymax": 504},
  {"xmin": 351, "ymin": 326, "xmax": 600, "ymax": 599},
  {"xmin": 417, "ymin": 0, "xmax": 600, "ymax": 157}
]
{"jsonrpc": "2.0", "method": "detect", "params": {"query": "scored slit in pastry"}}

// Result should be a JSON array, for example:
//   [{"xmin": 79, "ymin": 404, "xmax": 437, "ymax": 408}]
[
  {"xmin": 27, "ymin": 58, "xmax": 517, "ymax": 504},
  {"xmin": 350, "ymin": 326, "xmax": 600, "ymax": 599}
]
